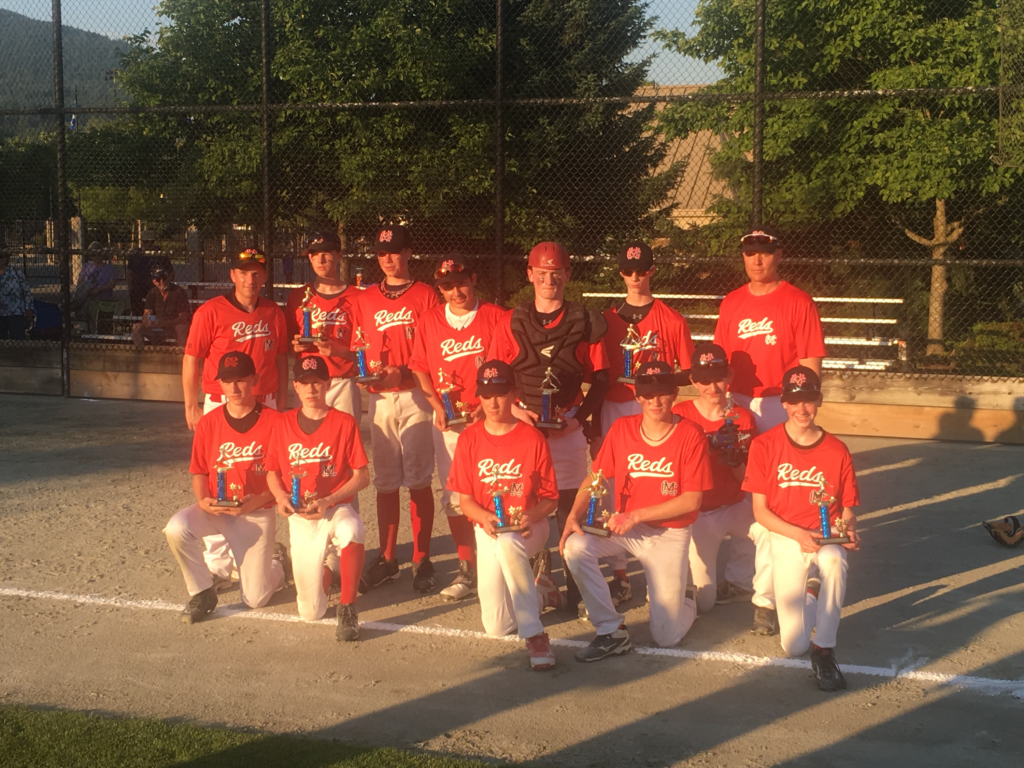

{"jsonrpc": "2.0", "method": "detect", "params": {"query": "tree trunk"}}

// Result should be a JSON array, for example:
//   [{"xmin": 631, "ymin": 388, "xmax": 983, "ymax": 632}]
[{"xmin": 904, "ymin": 199, "xmax": 963, "ymax": 357}]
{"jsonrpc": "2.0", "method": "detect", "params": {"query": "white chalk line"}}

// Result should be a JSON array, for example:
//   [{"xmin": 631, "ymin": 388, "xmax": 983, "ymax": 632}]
[
  {"xmin": 856, "ymin": 458, "xmax": 923, "ymax": 477},
  {"xmin": 859, "ymin": 474, "xmax": 1022, "ymax": 522},
  {"xmin": 3, "ymin": 586, "xmax": 1022, "ymax": 698}
]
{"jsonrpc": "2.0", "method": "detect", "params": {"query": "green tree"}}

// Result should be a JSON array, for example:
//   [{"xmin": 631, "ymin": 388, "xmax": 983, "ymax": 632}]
[{"xmin": 657, "ymin": 0, "xmax": 1021, "ymax": 355}]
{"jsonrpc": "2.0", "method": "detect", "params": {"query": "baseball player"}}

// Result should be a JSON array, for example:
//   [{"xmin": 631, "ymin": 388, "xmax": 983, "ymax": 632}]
[
  {"xmin": 673, "ymin": 343, "xmax": 763, "ymax": 614},
  {"xmin": 446, "ymin": 360, "xmax": 562, "ymax": 670},
  {"xmin": 266, "ymin": 355, "xmax": 369, "ymax": 641},
  {"xmin": 742, "ymin": 366, "xmax": 860, "ymax": 691},
  {"xmin": 352, "ymin": 225, "xmax": 442, "ymax": 593},
  {"xmin": 561, "ymin": 361, "xmax": 713, "ymax": 660},
  {"xmin": 488, "ymin": 241, "xmax": 610, "ymax": 612},
  {"xmin": 164, "ymin": 350, "xmax": 288, "ymax": 624},
  {"xmin": 714, "ymin": 225, "xmax": 825, "ymax": 635},
  {"xmin": 600, "ymin": 240, "xmax": 695, "ymax": 609},
  {"xmin": 410, "ymin": 254, "xmax": 509, "ymax": 601},
  {"xmin": 285, "ymin": 231, "xmax": 362, "ymax": 420}
]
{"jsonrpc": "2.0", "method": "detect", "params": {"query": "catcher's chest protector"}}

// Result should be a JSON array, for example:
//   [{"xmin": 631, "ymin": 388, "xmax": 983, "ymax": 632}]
[{"xmin": 510, "ymin": 302, "xmax": 593, "ymax": 413}]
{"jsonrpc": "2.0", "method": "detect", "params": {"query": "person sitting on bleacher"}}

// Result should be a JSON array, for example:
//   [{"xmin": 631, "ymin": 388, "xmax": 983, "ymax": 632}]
[
  {"xmin": 132, "ymin": 265, "xmax": 192, "ymax": 349},
  {"xmin": 71, "ymin": 242, "xmax": 118, "ymax": 320}
]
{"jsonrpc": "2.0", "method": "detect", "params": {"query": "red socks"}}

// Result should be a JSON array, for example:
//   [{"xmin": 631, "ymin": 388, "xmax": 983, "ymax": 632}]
[
  {"xmin": 339, "ymin": 542, "xmax": 365, "ymax": 605},
  {"xmin": 613, "ymin": 568, "xmax": 627, "ymax": 582},
  {"xmin": 409, "ymin": 486, "xmax": 436, "ymax": 564},
  {"xmin": 446, "ymin": 514, "xmax": 476, "ymax": 564},
  {"xmin": 376, "ymin": 490, "xmax": 401, "ymax": 561}
]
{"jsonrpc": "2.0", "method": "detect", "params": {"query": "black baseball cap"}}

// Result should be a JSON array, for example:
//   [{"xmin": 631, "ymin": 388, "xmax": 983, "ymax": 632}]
[
  {"xmin": 230, "ymin": 247, "xmax": 267, "ymax": 271},
  {"xmin": 476, "ymin": 360, "xmax": 515, "ymax": 397},
  {"xmin": 302, "ymin": 230, "xmax": 342, "ymax": 255},
  {"xmin": 780, "ymin": 365, "xmax": 822, "ymax": 403},
  {"xmin": 374, "ymin": 225, "xmax": 412, "ymax": 253},
  {"xmin": 689, "ymin": 342, "xmax": 730, "ymax": 384},
  {"xmin": 741, "ymin": 225, "xmax": 782, "ymax": 254},
  {"xmin": 617, "ymin": 241, "xmax": 654, "ymax": 273},
  {"xmin": 215, "ymin": 351, "xmax": 257, "ymax": 381},
  {"xmin": 150, "ymin": 264, "xmax": 171, "ymax": 280},
  {"xmin": 294, "ymin": 355, "xmax": 330, "ymax": 383},
  {"xmin": 634, "ymin": 360, "xmax": 680, "ymax": 399},
  {"xmin": 434, "ymin": 253, "xmax": 474, "ymax": 286}
]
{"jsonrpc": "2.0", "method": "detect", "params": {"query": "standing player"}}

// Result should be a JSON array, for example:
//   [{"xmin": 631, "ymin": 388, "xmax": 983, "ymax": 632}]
[
  {"xmin": 673, "ymin": 343, "xmax": 763, "ymax": 614},
  {"xmin": 714, "ymin": 225, "xmax": 825, "ymax": 636},
  {"xmin": 488, "ymin": 241, "xmax": 610, "ymax": 612},
  {"xmin": 561, "ymin": 361, "xmax": 712, "ymax": 659},
  {"xmin": 163, "ymin": 351, "xmax": 287, "ymax": 624},
  {"xmin": 285, "ymin": 231, "xmax": 362, "ymax": 420},
  {"xmin": 352, "ymin": 225, "xmax": 442, "ymax": 593},
  {"xmin": 600, "ymin": 241, "xmax": 695, "ymax": 608},
  {"xmin": 742, "ymin": 366, "xmax": 860, "ymax": 691},
  {"xmin": 266, "ymin": 355, "xmax": 369, "ymax": 641},
  {"xmin": 410, "ymin": 254, "xmax": 508, "ymax": 601},
  {"xmin": 447, "ymin": 360, "xmax": 562, "ymax": 670}
]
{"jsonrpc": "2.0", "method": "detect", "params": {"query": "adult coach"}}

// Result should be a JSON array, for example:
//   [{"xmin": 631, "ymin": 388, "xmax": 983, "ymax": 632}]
[
  {"xmin": 410, "ymin": 254, "xmax": 508, "ymax": 601},
  {"xmin": 353, "ymin": 225, "xmax": 441, "ymax": 593},
  {"xmin": 561, "ymin": 361, "xmax": 712, "ymax": 660},
  {"xmin": 163, "ymin": 351, "xmax": 287, "ymax": 624},
  {"xmin": 714, "ymin": 225, "xmax": 825, "ymax": 432},
  {"xmin": 488, "ymin": 241, "xmax": 610, "ymax": 611},
  {"xmin": 285, "ymin": 231, "xmax": 362, "ymax": 419},
  {"xmin": 182, "ymin": 248, "xmax": 288, "ymax": 429}
]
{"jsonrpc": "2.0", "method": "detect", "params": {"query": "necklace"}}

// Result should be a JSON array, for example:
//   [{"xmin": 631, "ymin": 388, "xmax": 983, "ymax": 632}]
[
  {"xmin": 640, "ymin": 417, "xmax": 676, "ymax": 445},
  {"xmin": 379, "ymin": 278, "xmax": 413, "ymax": 300}
]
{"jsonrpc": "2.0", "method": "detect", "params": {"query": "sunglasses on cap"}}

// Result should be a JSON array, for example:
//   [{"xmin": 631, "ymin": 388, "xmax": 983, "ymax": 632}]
[
  {"xmin": 152, "ymin": 272, "xmax": 169, "ymax": 282},
  {"xmin": 236, "ymin": 249, "xmax": 266, "ymax": 264},
  {"xmin": 741, "ymin": 235, "xmax": 778, "ymax": 247},
  {"xmin": 620, "ymin": 269, "xmax": 651, "ymax": 278},
  {"xmin": 478, "ymin": 374, "xmax": 510, "ymax": 386},
  {"xmin": 435, "ymin": 261, "xmax": 469, "ymax": 281},
  {"xmin": 635, "ymin": 372, "xmax": 676, "ymax": 387}
]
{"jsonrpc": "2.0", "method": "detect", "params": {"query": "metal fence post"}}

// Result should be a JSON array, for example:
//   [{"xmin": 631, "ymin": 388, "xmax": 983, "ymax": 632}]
[
  {"xmin": 261, "ymin": 0, "xmax": 275, "ymax": 296},
  {"xmin": 494, "ymin": 0, "xmax": 506, "ymax": 305},
  {"xmin": 52, "ymin": 0, "xmax": 71, "ymax": 396},
  {"xmin": 751, "ymin": 0, "xmax": 766, "ymax": 228}
]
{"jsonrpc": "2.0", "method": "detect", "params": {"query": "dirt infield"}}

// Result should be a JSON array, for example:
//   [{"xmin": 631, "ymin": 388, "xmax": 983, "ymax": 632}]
[{"xmin": 1, "ymin": 393, "xmax": 1023, "ymax": 767}]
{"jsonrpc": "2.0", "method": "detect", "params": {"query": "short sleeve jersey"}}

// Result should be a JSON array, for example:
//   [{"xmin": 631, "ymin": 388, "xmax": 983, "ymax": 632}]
[
  {"xmin": 672, "ymin": 399, "xmax": 757, "ymax": 510},
  {"xmin": 591, "ymin": 415, "xmax": 714, "ymax": 528},
  {"xmin": 184, "ymin": 295, "xmax": 287, "ymax": 396},
  {"xmin": 284, "ymin": 284, "xmax": 360, "ymax": 379},
  {"xmin": 447, "ymin": 421, "xmax": 558, "ymax": 524},
  {"xmin": 409, "ymin": 302, "xmax": 509, "ymax": 412},
  {"xmin": 604, "ymin": 299, "xmax": 695, "ymax": 403},
  {"xmin": 190, "ymin": 406, "xmax": 282, "ymax": 506},
  {"xmin": 349, "ymin": 281, "xmax": 441, "ymax": 392},
  {"xmin": 714, "ymin": 282, "xmax": 826, "ymax": 398},
  {"xmin": 265, "ymin": 409, "xmax": 368, "ymax": 505},
  {"xmin": 742, "ymin": 425, "xmax": 860, "ymax": 529}
]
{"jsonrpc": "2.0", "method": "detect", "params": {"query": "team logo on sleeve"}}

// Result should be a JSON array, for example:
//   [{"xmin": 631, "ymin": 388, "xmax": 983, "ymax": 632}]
[
  {"xmin": 216, "ymin": 441, "xmax": 266, "ymax": 467},
  {"xmin": 776, "ymin": 463, "xmax": 826, "ymax": 488},
  {"xmin": 477, "ymin": 458, "xmax": 522, "ymax": 481},
  {"xmin": 232, "ymin": 319, "xmax": 272, "ymax": 343},
  {"xmin": 374, "ymin": 307, "xmax": 414, "ymax": 331},
  {"xmin": 626, "ymin": 454, "xmax": 674, "ymax": 478},
  {"xmin": 440, "ymin": 335, "xmax": 485, "ymax": 362}
]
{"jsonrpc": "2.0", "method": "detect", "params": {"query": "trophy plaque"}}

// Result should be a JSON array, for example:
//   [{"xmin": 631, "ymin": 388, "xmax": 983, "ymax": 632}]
[
  {"xmin": 580, "ymin": 470, "xmax": 612, "ymax": 537},
  {"xmin": 486, "ymin": 466, "xmax": 523, "ymax": 533}
]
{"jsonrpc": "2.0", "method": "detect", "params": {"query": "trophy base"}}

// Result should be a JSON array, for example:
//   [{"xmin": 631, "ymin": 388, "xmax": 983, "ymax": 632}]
[
  {"xmin": 581, "ymin": 524, "xmax": 611, "ymax": 537},
  {"xmin": 616, "ymin": 375, "xmax": 636, "ymax": 385},
  {"xmin": 496, "ymin": 524, "xmax": 523, "ymax": 534},
  {"xmin": 211, "ymin": 499, "xmax": 242, "ymax": 508},
  {"xmin": 356, "ymin": 375, "xmax": 382, "ymax": 384},
  {"xmin": 297, "ymin": 336, "xmax": 321, "ymax": 345},
  {"xmin": 814, "ymin": 535, "xmax": 851, "ymax": 546},
  {"xmin": 536, "ymin": 420, "xmax": 566, "ymax": 431},
  {"xmin": 445, "ymin": 416, "xmax": 468, "ymax": 427}
]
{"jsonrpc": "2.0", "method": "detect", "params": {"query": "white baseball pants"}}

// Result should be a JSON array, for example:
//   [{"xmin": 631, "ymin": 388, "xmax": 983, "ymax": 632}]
[
  {"xmin": 163, "ymin": 504, "xmax": 284, "ymax": 608},
  {"xmin": 368, "ymin": 389, "xmax": 435, "ymax": 492},
  {"xmin": 288, "ymin": 503, "xmax": 364, "ymax": 622},
  {"xmin": 749, "ymin": 521, "xmax": 775, "ymax": 610},
  {"xmin": 769, "ymin": 532, "xmax": 848, "ymax": 655},
  {"xmin": 732, "ymin": 393, "xmax": 786, "ymax": 433},
  {"xmin": 688, "ymin": 497, "xmax": 770, "ymax": 613},
  {"xmin": 548, "ymin": 422, "xmax": 589, "ymax": 491},
  {"xmin": 432, "ymin": 423, "xmax": 465, "ymax": 517},
  {"xmin": 475, "ymin": 518, "xmax": 550, "ymax": 639},
  {"xmin": 565, "ymin": 524, "xmax": 696, "ymax": 647},
  {"xmin": 326, "ymin": 376, "xmax": 361, "ymax": 421}
]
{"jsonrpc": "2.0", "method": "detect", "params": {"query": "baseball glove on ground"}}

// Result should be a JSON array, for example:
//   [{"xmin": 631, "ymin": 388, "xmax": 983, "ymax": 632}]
[{"xmin": 982, "ymin": 516, "xmax": 1024, "ymax": 547}]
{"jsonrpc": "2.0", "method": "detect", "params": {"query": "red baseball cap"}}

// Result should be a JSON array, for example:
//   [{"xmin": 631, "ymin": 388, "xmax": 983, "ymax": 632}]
[{"xmin": 528, "ymin": 241, "xmax": 570, "ymax": 270}]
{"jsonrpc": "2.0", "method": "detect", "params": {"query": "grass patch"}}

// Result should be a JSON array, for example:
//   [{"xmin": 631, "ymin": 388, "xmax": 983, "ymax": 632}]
[{"xmin": 0, "ymin": 705, "xmax": 507, "ymax": 768}]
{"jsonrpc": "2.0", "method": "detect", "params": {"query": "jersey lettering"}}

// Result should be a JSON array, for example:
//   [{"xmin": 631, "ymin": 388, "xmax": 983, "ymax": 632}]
[
  {"xmin": 477, "ymin": 457, "xmax": 522, "ymax": 482},
  {"xmin": 311, "ymin": 306, "xmax": 348, "ymax": 328},
  {"xmin": 440, "ymin": 335, "xmax": 485, "ymax": 362},
  {"xmin": 626, "ymin": 454, "xmax": 674, "ymax": 478},
  {"xmin": 231, "ymin": 319, "xmax": 272, "ymax": 342},
  {"xmin": 736, "ymin": 317, "xmax": 774, "ymax": 340},
  {"xmin": 287, "ymin": 441, "xmax": 334, "ymax": 465},
  {"xmin": 776, "ymin": 462, "xmax": 827, "ymax": 488},
  {"xmin": 216, "ymin": 440, "xmax": 266, "ymax": 466},
  {"xmin": 374, "ymin": 307, "xmax": 414, "ymax": 331}
]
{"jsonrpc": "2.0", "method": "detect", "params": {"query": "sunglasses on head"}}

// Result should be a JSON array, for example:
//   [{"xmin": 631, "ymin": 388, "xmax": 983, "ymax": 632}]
[
  {"xmin": 435, "ymin": 262, "xmax": 468, "ymax": 280},
  {"xmin": 620, "ymin": 269, "xmax": 650, "ymax": 278},
  {"xmin": 237, "ymin": 249, "xmax": 266, "ymax": 264},
  {"xmin": 741, "ymin": 235, "xmax": 777, "ymax": 247},
  {"xmin": 478, "ymin": 375, "xmax": 509, "ymax": 386},
  {"xmin": 152, "ymin": 273, "xmax": 169, "ymax": 282}
]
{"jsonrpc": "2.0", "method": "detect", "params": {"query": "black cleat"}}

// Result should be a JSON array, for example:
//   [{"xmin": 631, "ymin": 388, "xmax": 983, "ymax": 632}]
[
  {"xmin": 336, "ymin": 603, "xmax": 360, "ymax": 642},
  {"xmin": 439, "ymin": 559, "xmax": 477, "ymax": 601},
  {"xmin": 273, "ymin": 542, "xmax": 292, "ymax": 585},
  {"xmin": 413, "ymin": 558, "xmax": 436, "ymax": 592},
  {"xmin": 609, "ymin": 575, "xmax": 632, "ymax": 607},
  {"xmin": 180, "ymin": 587, "xmax": 217, "ymax": 625},
  {"xmin": 575, "ymin": 625, "xmax": 632, "ymax": 663},
  {"xmin": 810, "ymin": 645, "xmax": 848, "ymax": 692},
  {"xmin": 751, "ymin": 606, "xmax": 778, "ymax": 636},
  {"xmin": 360, "ymin": 554, "xmax": 400, "ymax": 592}
]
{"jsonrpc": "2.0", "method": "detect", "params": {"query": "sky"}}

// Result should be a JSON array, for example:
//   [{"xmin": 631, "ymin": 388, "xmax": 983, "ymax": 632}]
[{"xmin": 1, "ymin": 0, "xmax": 720, "ymax": 85}]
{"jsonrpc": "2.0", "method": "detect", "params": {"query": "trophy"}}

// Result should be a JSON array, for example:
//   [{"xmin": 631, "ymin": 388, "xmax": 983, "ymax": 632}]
[
  {"xmin": 289, "ymin": 463, "xmax": 308, "ymax": 511},
  {"xmin": 580, "ymin": 470, "xmax": 612, "ymax": 537},
  {"xmin": 618, "ymin": 327, "xmax": 660, "ymax": 384},
  {"xmin": 536, "ymin": 367, "xmax": 567, "ymax": 431},
  {"xmin": 297, "ymin": 286, "xmax": 321, "ymax": 345},
  {"xmin": 211, "ymin": 462, "xmax": 242, "ymax": 508},
  {"xmin": 437, "ymin": 368, "xmax": 469, "ymax": 427},
  {"xmin": 353, "ymin": 327, "xmax": 381, "ymax": 383},
  {"xmin": 485, "ymin": 466, "xmax": 523, "ymax": 533},
  {"xmin": 811, "ymin": 478, "xmax": 851, "ymax": 545},
  {"xmin": 710, "ymin": 392, "xmax": 750, "ymax": 467}
]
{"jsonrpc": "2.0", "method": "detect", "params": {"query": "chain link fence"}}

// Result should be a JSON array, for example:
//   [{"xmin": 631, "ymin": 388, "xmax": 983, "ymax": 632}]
[{"xmin": 2, "ymin": 0, "xmax": 1023, "ymax": 395}]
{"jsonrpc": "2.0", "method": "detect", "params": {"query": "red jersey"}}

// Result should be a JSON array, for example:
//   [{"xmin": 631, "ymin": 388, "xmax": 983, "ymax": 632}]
[
  {"xmin": 185, "ymin": 295, "xmax": 287, "ymax": 396},
  {"xmin": 742, "ymin": 425, "xmax": 859, "ymax": 529},
  {"xmin": 190, "ymin": 405, "xmax": 282, "ymax": 505},
  {"xmin": 447, "ymin": 421, "xmax": 558, "ymax": 524},
  {"xmin": 409, "ymin": 302, "xmax": 509, "ymax": 411},
  {"xmin": 487, "ymin": 308, "xmax": 609, "ymax": 409},
  {"xmin": 672, "ymin": 399, "xmax": 757, "ymax": 510},
  {"xmin": 604, "ymin": 300, "xmax": 695, "ymax": 403},
  {"xmin": 266, "ymin": 409, "xmax": 368, "ymax": 505},
  {"xmin": 591, "ymin": 415, "xmax": 713, "ymax": 528},
  {"xmin": 714, "ymin": 282, "xmax": 825, "ymax": 398},
  {"xmin": 349, "ymin": 281, "xmax": 441, "ymax": 392},
  {"xmin": 284, "ymin": 284, "xmax": 360, "ymax": 379}
]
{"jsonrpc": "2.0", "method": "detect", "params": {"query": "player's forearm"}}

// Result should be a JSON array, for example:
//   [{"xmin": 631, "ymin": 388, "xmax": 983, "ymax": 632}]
[
  {"xmin": 628, "ymin": 490, "xmax": 702, "ymax": 523},
  {"xmin": 752, "ymin": 494, "xmax": 807, "ymax": 540},
  {"xmin": 412, "ymin": 370, "xmax": 443, "ymax": 412},
  {"xmin": 182, "ymin": 354, "xmax": 201, "ymax": 409},
  {"xmin": 523, "ymin": 497, "xmax": 557, "ymax": 523},
  {"xmin": 458, "ymin": 494, "xmax": 493, "ymax": 527},
  {"xmin": 191, "ymin": 474, "xmax": 210, "ymax": 505},
  {"xmin": 267, "ymin": 472, "xmax": 289, "ymax": 506},
  {"xmin": 567, "ymin": 480, "xmax": 596, "ymax": 522},
  {"xmin": 574, "ymin": 369, "xmax": 609, "ymax": 425},
  {"xmin": 799, "ymin": 357, "xmax": 823, "ymax": 376}
]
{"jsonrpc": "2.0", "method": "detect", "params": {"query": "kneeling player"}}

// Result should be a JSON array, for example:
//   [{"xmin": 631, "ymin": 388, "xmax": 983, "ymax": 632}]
[
  {"xmin": 267, "ymin": 355, "xmax": 369, "ymax": 641},
  {"xmin": 742, "ymin": 366, "xmax": 860, "ymax": 691},
  {"xmin": 164, "ymin": 351, "xmax": 287, "ymax": 624},
  {"xmin": 561, "ymin": 361, "xmax": 713, "ymax": 660},
  {"xmin": 446, "ymin": 361, "xmax": 563, "ymax": 671}
]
